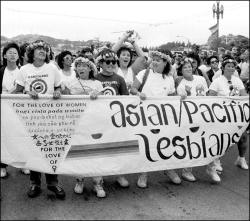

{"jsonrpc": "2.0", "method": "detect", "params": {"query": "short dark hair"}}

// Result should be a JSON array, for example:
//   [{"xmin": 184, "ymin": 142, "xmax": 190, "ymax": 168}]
[
  {"xmin": 2, "ymin": 42, "xmax": 20, "ymax": 66},
  {"xmin": 187, "ymin": 52, "xmax": 201, "ymax": 67},
  {"xmin": 57, "ymin": 50, "xmax": 72, "ymax": 69},
  {"xmin": 221, "ymin": 55, "xmax": 237, "ymax": 75},
  {"xmin": 80, "ymin": 46, "xmax": 93, "ymax": 56},
  {"xmin": 176, "ymin": 58, "xmax": 193, "ymax": 76},
  {"xmin": 117, "ymin": 46, "xmax": 133, "ymax": 67},
  {"xmin": 206, "ymin": 55, "xmax": 219, "ymax": 65}
]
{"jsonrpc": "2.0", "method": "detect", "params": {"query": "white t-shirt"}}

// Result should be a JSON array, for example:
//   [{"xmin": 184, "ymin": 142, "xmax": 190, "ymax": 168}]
[
  {"xmin": 199, "ymin": 64, "xmax": 211, "ymax": 75},
  {"xmin": 116, "ymin": 67, "xmax": 134, "ymax": 88},
  {"xmin": 59, "ymin": 68, "xmax": 76, "ymax": 90},
  {"xmin": 212, "ymin": 69, "xmax": 239, "ymax": 81},
  {"xmin": 16, "ymin": 63, "xmax": 62, "ymax": 94},
  {"xmin": 136, "ymin": 69, "xmax": 175, "ymax": 96},
  {"xmin": 2, "ymin": 67, "xmax": 20, "ymax": 94},
  {"xmin": 177, "ymin": 75, "xmax": 208, "ymax": 96},
  {"xmin": 66, "ymin": 78, "xmax": 103, "ymax": 95},
  {"xmin": 209, "ymin": 75, "xmax": 245, "ymax": 96}
]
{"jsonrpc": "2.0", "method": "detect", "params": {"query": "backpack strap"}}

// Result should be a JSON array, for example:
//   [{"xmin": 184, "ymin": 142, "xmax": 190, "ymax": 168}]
[{"xmin": 138, "ymin": 68, "xmax": 150, "ymax": 92}]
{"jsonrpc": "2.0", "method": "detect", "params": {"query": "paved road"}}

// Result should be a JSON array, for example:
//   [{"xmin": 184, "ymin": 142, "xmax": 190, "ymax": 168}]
[{"xmin": 1, "ymin": 142, "xmax": 249, "ymax": 220}]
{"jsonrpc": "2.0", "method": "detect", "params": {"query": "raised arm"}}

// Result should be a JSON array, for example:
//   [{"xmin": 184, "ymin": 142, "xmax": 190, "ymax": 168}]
[
  {"xmin": 112, "ymin": 30, "xmax": 144, "ymax": 57},
  {"xmin": 112, "ymin": 31, "xmax": 131, "ymax": 53},
  {"xmin": 130, "ymin": 39, "xmax": 144, "ymax": 58}
]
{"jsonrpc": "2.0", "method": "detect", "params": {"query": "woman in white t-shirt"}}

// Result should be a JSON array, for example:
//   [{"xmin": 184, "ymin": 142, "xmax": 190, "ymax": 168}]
[
  {"xmin": 176, "ymin": 58, "xmax": 208, "ymax": 184},
  {"xmin": 112, "ymin": 31, "xmax": 148, "ymax": 188},
  {"xmin": 57, "ymin": 50, "xmax": 76, "ymax": 90},
  {"xmin": 131, "ymin": 50, "xmax": 177, "ymax": 188},
  {"xmin": 0, "ymin": 42, "xmax": 30, "ymax": 177},
  {"xmin": 112, "ymin": 30, "xmax": 145, "ymax": 91},
  {"xmin": 64, "ymin": 57, "xmax": 103, "ymax": 96},
  {"xmin": 212, "ymin": 68, "xmax": 240, "ymax": 82},
  {"xmin": 177, "ymin": 59, "xmax": 208, "ymax": 97},
  {"xmin": 63, "ymin": 57, "xmax": 107, "ymax": 198},
  {"xmin": 208, "ymin": 56, "xmax": 249, "ymax": 182},
  {"xmin": 116, "ymin": 46, "xmax": 135, "ymax": 90}
]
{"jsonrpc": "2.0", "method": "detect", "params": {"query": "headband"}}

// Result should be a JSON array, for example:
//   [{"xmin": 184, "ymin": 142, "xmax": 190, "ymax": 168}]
[
  {"xmin": 26, "ymin": 41, "xmax": 50, "ymax": 52},
  {"xmin": 222, "ymin": 58, "xmax": 237, "ymax": 66},
  {"xmin": 96, "ymin": 51, "xmax": 118, "ymax": 64},
  {"xmin": 149, "ymin": 51, "xmax": 171, "ymax": 63},
  {"xmin": 74, "ymin": 57, "xmax": 97, "ymax": 75}
]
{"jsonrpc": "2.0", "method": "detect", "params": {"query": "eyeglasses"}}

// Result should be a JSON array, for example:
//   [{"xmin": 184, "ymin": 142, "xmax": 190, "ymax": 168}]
[
  {"xmin": 104, "ymin": 60, "xmax": 117, "ymax": 65},
  {"xmin": 64, "ymin": 57, "xmax": 72, "ymax": 61},
  {"xmin": 211, "ymin": 60, "xmax": 218, "ymax": 64}
]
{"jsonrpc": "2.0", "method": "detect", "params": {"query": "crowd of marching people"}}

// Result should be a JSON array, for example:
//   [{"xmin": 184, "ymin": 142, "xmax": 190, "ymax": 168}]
[{"xmin": 0, "ymin": 30, "xmax": 249, "ymax": 199}]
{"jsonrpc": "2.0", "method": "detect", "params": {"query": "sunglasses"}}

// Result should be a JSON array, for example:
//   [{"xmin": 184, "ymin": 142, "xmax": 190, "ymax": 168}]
[
  {"xmin": 104, "ymin": 60, "xmax": 117, "ymax": 65},
  {"xmin": 211, "ymin": 60, "xmax": 218, "ymax": 64}
]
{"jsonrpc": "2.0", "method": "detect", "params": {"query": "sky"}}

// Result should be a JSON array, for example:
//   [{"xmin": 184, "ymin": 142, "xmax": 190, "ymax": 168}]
[{"xmin": 1, "ymin": 1, "xmax": 249, "ymax": 47}]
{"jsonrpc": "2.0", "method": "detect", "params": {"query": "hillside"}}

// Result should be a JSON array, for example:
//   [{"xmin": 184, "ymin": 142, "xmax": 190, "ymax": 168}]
[
  {"xmin": 1, "ymin": 34, "xmax": 111, "ymax": 53},
  {"xmin": 1, "ymin": 33, "xmax": 249, "ymax": 54}
]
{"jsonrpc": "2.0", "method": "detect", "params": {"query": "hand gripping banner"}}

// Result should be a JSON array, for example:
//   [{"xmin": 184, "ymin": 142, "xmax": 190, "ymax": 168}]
[{"xmin": 1, "ymin": 94, "xmax": 249, "ymax": 177}]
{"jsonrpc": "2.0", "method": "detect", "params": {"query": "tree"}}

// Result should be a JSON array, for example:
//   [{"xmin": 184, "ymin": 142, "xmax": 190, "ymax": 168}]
[{"xmin": 208, "ymin": 34, "xmax": 249, "ymax": 52}]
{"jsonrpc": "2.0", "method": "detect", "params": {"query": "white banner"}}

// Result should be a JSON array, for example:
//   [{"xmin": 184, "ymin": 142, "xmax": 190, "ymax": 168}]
[{"xmin": 1, "ymin": 94, "xmax": 249, "ymax": 177}]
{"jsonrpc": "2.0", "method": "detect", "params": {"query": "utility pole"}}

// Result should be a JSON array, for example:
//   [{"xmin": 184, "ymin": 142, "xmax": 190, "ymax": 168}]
[{"xmin": 212, "ymin": 1, "xmax": 224, "ymax": 50}]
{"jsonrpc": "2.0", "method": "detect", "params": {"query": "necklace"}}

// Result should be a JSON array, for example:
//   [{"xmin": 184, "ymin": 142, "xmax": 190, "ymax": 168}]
[
  {"xmin": 77, "ymin": 78, "xmax": 87, "ymax": 94},
  {"xmin": 77, "ymin": 79, "xmax": 98, "ymax": 94}
]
